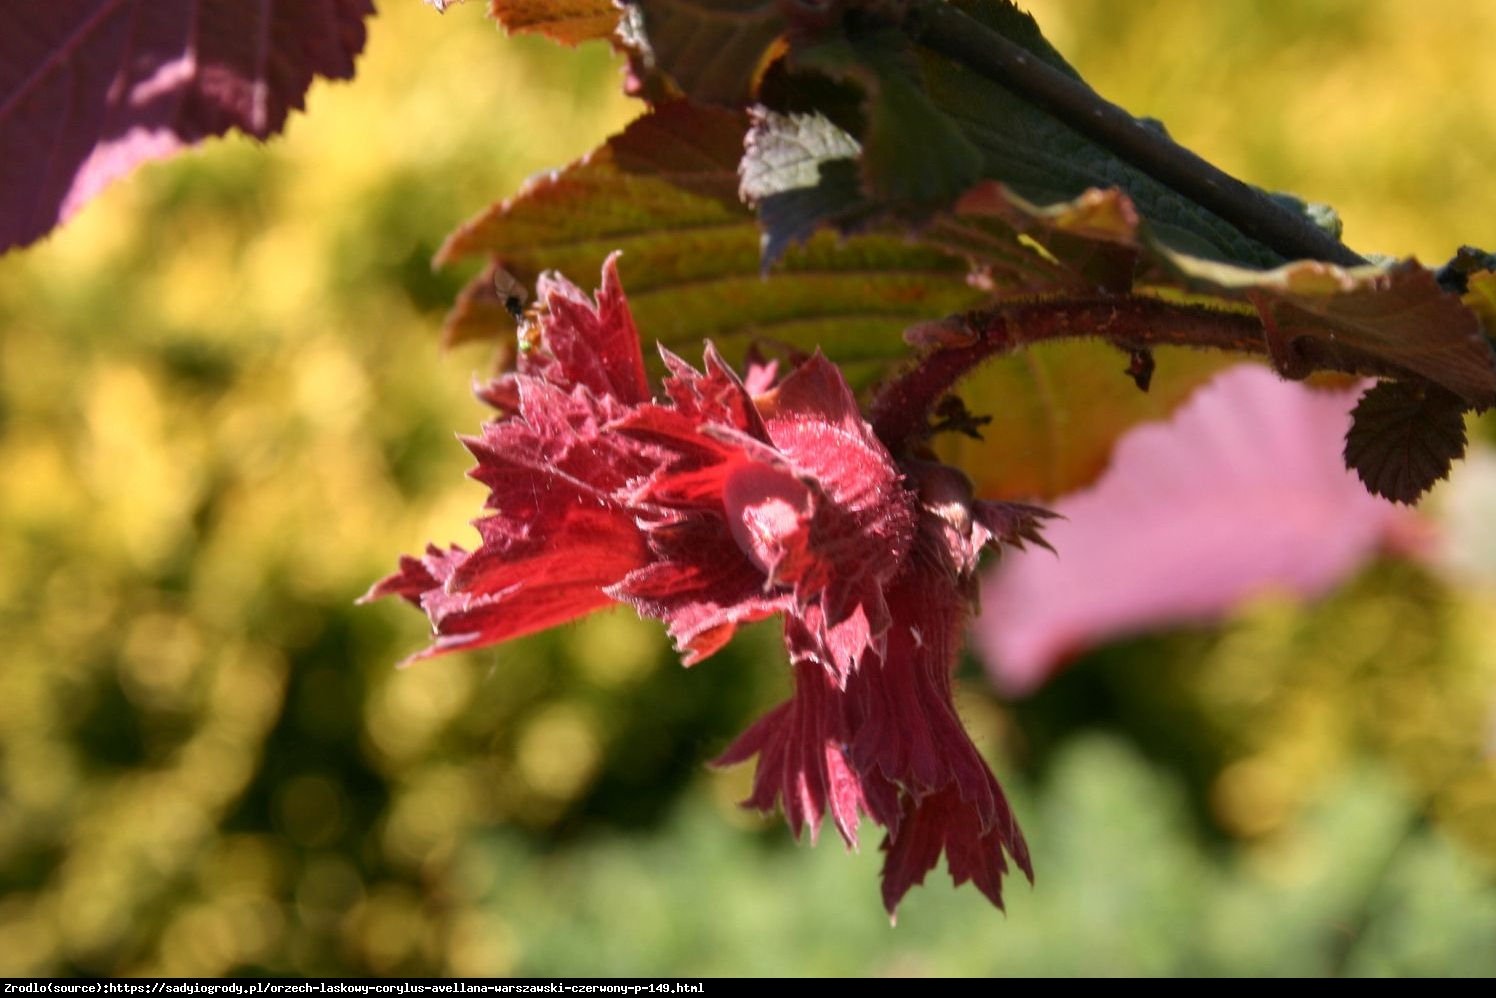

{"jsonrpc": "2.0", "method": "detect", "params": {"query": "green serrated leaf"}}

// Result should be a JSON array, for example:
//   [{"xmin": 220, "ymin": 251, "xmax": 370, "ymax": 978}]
[
  {"xmin": 714, "ymin": 0, "xmax": 1315, "ymax": 281},
  {"xmin": 1344, "ymin": 381, "xmax": 1469, "ymax": 504},
  {"xmin": 790, "ymin": 29, "xmax": 985, "ymax": 208},
  {"xmin": 436, "ymin": 102, "xmax": 981, "ymax": 389},
  {"xmin": 624, "ymin": 0, "xmax": 1357, "ymax": 279},
  {"xmin": 910, "ymin": 32, "xmax": 1283, "ymax": 268}
]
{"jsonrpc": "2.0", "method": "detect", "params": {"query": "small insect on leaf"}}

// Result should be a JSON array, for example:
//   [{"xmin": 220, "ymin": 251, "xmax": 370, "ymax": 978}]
[
  {"xmin": 492, "ymin": 266, "xmax": 529, "ymax": 322},
  {"xmin": 493, "ymin": 266, "xmax": 544, "ymax": 354}
]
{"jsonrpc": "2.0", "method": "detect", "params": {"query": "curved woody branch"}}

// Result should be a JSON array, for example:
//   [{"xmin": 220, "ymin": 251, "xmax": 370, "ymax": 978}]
[{"xmin": 868, "ymin": 296, "xmax": 1416, "ymax": 449}]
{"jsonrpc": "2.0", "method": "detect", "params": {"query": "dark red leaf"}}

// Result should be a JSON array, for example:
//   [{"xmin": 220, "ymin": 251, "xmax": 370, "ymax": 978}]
[
  {"xmin": 1344, "ymin": 380, "xmax": 1470, "ymax": 504},
  {"xmin": 0, "ymin": 0, "xmax": 373, "ymax": 252},
  {"xmin": 374, "ymin": 258, "xmax": 1043, "ymax": 914},
  {"xmin": 631, "ymin": 0, "xmax": 786, "ymax": 105}
]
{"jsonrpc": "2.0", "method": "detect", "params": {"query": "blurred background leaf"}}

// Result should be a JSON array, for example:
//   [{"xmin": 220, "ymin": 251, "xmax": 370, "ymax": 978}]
[{"xmin": 1, "ymin": 0, "xmax": 1494, "ymax": 977}]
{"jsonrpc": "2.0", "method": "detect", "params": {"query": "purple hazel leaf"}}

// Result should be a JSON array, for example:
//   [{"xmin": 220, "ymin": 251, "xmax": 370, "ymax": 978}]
[
  {"xmin": 0, "ymin": 0, "xmax": 373, "ymax": 253},
  {"xmin": 975, "ymin": 365, "xmax": 1426, "ymax": 697}
]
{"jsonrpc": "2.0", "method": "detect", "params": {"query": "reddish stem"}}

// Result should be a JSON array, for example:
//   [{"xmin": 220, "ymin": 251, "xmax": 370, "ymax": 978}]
[{"xmin": 868, "ymin": 294, "xmax": 1400, "ymax": 450}]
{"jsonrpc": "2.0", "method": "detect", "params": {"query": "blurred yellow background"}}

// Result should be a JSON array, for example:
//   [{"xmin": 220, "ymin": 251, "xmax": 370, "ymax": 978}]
[{"xmin": 1, "ymin": 0, "xmax": 1494, "ymax": 976}]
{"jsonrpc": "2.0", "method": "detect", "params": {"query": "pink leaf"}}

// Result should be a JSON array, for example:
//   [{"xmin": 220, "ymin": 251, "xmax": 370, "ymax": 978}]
[
  {"xmin": 975, "ymin": 365, "xmax": 1426, "ymax": 697},
  {"xmin": 0, "ymin": 0, "xmax": 373, "ymax": 252}
]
